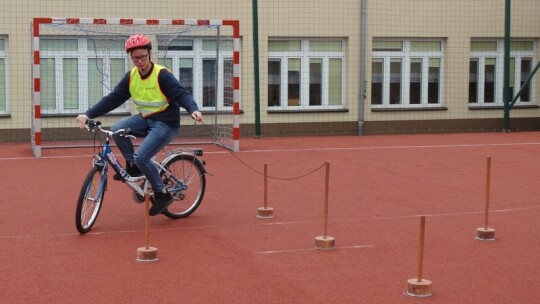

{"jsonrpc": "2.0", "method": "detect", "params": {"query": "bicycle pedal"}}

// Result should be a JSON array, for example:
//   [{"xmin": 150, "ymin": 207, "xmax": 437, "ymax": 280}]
[{"xmin": 126, "ymin": 176, "xmax": 146, "ymax": 182}]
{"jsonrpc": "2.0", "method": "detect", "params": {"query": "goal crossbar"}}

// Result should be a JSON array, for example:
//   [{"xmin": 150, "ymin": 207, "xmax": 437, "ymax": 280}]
[{"xmin": 31, "ymin": 17, "xmax": 241, "ymax": 157}]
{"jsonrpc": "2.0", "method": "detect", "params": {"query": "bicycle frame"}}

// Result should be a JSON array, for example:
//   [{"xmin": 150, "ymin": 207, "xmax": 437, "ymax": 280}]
[
  {"xmin": 92, "ymin": 125, "xmax": 191, "ymax": 198},
  {"xmin": 93, "ymin": 135, "xmax": 152, "ymax": 197},
  {"xmin": 76, "ymin": 119, "xmax": 208, "ymax": 233}
]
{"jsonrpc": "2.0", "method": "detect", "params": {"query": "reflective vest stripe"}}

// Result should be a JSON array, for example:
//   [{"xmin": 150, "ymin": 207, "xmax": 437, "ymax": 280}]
[{"xmin": 129, "ymin": 64, "xmax": 169, "ymax": 117}]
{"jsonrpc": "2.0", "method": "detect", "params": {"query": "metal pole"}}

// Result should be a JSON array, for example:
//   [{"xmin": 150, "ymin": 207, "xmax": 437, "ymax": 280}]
[
  {"xmin": 502, "ymin": 0, "xmax": 511, "ymax": 132},
  {"xmin": 213, "ymin": 27, "xmax": 221, "ymax": 141},
  {"xmin": 252, "ymin": 0, "xmax": 262, "ymax": 137},
  {"xmin": 358, "ymin": 0, "xmax": 367, "ymax": 135}
]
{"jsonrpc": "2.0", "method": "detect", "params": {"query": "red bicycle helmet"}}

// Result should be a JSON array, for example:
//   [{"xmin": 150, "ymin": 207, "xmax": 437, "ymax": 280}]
[{"xmin": 125, "ymin": 34, "xmax": 152, "ymax": 53}]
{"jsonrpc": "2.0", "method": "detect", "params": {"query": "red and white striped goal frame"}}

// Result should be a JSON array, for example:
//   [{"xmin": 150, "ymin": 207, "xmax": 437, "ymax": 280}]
[{"xmin": 31, "ymin": 17, "xmax": 241, "ymax": 157}]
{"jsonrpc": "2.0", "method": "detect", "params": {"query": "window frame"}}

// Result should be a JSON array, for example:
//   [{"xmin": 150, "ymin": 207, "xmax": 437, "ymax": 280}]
[
  {"xmin": 0, "ymin": 37, "xmax": 9, "ymax": 114},
  {"xmin": 469, "ymin": 39, "xmax": 536, "ymax": 105},
  {"xmin": 156, "ymin": 37, "xmax": 235, "ymax": 111},
  {"xmin": 39, "ymin": 36, "xmax": 128, "ymax": 115},
  {"xmin": 267, "ymin": 39, "xmax": 345, "ymax": 110},
  {"xmin": 371, "ymin": 38, "xmax": 445, "ymax": 109},
  {"xmin": 40, "ymin": 36, "xmax": 235, "ymax": 115}
]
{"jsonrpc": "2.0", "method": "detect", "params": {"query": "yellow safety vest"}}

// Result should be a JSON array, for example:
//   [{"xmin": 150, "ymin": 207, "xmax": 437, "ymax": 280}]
[{"xmin": 129, "ymin": 64, "xmax": 169, "ymax": 117}]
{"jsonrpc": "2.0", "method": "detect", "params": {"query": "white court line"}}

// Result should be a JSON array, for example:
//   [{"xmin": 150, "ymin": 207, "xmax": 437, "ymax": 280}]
[
  {"xmin": 336, "ymin": 204, "xmax": 540, "ymax": 223},
  {"xmin": 241, "ymin": 142, "xmax": 540, "ymax": 154},
  {"xmin": 3, "ymin": 141, "xmax": 540, "ymax": 161},
  {"xmin": 0, "ymin": 224, "xmax": 223, "ymax": 240},
  {"xmin": 2, "ymin": 204, "xmax": 538, "ymax": 240},
  {"xmin": 254, "ymin": 244, "xmax": 374, "ymax": 255}
]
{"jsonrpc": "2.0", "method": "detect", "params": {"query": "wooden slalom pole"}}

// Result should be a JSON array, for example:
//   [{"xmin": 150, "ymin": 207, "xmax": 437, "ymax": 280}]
[
  {"xmin": 264, "ymin": 163, "xmax": 268, "ymax": 209},
  {"xmin": 416, "ymin": 216, "xmax": 426, "ymax": 283},
  {"xmin": 136, "ymin": 192, "xmax": 158, "ymax": 262},
  {"xmin": 484, "ymin": 155, "xmax": 491, "ymax": 229},
  {"xmin": 323, "ymin": 161, "xmax": 330, "ymax": 238},
  {"xmin": 315, "ymin": 161, "xmax": 335, "ymax": 250},
  {"xmin": 257, "ymin": 164, "xmax": 274, "ymax": 218},
  {"xmin": 406, "ymin": 215, "xmax": 432, "ymax": 297},
  {"xmin": 476, "ymin": 155, "xmax": 496, "ymax": 240}
]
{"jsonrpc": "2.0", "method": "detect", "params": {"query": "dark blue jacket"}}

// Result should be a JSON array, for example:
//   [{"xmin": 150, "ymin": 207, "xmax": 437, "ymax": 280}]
[{"xmin": 85, "ymin": 63, "xmax": 199, "ymax": 128}]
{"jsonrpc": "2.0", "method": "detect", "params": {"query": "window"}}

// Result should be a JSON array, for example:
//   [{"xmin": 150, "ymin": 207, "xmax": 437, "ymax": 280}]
[
  {"xmin": 157, "ymin": 38, "xmax": 234, "ymax": 110},
  {"xmin": 371, "ymin": 39, "xmax": 444, "ymax": 108},
  {"xmin": 40, "ymin": 38, "xmax": 127, "ymax": 114},
  {"xmin": 288, "ymin": 58, "xmax": 301, "ymax": 106},
  {"xmin": 40, "ymin": 36, "xmax": 234, "ymax": 114},
  {"xmin": 179, "ymin": 58, "xmax": 194, "ymax": 94},
  {"xmin": 309, "ymin": 58, "xmax": 322, "ymax": 106},
  {"xmin": 428, "ymin": 58, "xmax": 441, "ymax": 104},
  {"xmin": 469, "ymin": 60, "xmax": 478, "ymax": 103},
  {"xmin": 484, "ymin": 58, "xmax": 496, "ymax": 103},
  {"xmin": 409, "ymin": 59, "xmax": 422, "ymax": 104},
  {"xmin": 0, "ymin": 37, "xmax": 7, "ymax": 114},
  {"xmin": 267, "ymin": 39, "xmax": 344, "ymax": 109},
  {"xmin": 371, "ymin": 59, "xmax": 383, "ymax": 105},
  {"xmin": 389, "ymin": 58, "xmax": 402, "ymax": 104},
  {"xmin": 268, "ymin": 59, "xmax": 281, "ymax": 106},
  {"xmin": 469, "ymin": 40, "xmax": 535, "ymax": 105},
  {"xmin": 520, "ymin": 58, "xmax": 532, "ymax": 101}
]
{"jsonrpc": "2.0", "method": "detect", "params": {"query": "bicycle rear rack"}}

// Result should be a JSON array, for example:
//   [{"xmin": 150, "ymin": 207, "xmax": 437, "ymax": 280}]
[{"xmin": 166, "ymin": 148, "xmax": 203, "ymax": 156}]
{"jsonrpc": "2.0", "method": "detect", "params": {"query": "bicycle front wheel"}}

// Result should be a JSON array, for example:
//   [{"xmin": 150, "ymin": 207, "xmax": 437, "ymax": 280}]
[
  {"xmin": 161, "ymin": 154, "xmax": 206, "ymax": 219},
  {"xmin": 76, "ymin": 166, "xmax": 107, "ymax": 234}
]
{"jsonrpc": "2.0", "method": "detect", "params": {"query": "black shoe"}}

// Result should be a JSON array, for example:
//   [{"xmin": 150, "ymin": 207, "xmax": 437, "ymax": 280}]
[
  {"xmin": 149, "ymin": 190, "xmax": 174, "ymax": 216},
  {"xmin": 113, "ymin": 163, "xmax": 143, "ymax": 181}
]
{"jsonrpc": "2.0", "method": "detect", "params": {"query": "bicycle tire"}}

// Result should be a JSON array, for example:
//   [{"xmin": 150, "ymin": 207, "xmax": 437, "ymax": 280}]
[
  {"xmin": 161, "ymin": 154, "xmax": 206, "ymax": 219},
  {"xmin": 76, "ymin": 166, "xmax": 107, "ymax": 234}
]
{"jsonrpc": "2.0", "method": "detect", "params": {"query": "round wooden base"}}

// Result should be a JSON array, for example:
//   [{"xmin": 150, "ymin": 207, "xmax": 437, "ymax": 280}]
[
  {"xmin": 476, "ymin": 227, "xmax": 495, "ymax": 241},
  {"xmin": 136, "ymin": 246, "xmax": 158, "ymax": 262},
  {"xmin": 257, "ymin": 207, "xmax": 275, "ymax": 218},
  {"xmin": 315, "ymin": 236, "xmax": 335, "ymax": 250},
  {"xmin": 406, "ymin": 278, "xmax": 432, "ymax": 297}
]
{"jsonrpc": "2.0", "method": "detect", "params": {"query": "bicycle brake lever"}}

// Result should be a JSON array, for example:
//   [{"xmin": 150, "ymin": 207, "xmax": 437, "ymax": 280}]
[
  {"xmin": 123, "ymin": 128, "xmax": 136, "ymax": 139},
  {"xmin": 86, "ymin": 119, "xmax": 101, "ymax": 131}
]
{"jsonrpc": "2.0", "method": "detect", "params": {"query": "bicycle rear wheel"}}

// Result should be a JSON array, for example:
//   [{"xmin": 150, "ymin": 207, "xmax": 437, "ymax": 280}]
[
  {"xmin": 161, "ymin": 154, "xmax": 206, "ymax": 219},
  {"xmin": 76, "ymin": 166, "xmax": 107, "ymax": 234}
]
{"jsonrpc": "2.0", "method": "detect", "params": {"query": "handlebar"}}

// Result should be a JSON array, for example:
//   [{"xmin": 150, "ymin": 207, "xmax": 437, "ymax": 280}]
[{"xmin": 85, "ymin": 119, "xmax": 134, "ymax": 139}]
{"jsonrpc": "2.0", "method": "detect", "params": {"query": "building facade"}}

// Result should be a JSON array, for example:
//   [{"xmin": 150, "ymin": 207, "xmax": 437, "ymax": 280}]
[{"xmin": 0, "ymin": 0, "xmax": 538, "ymax": 144}]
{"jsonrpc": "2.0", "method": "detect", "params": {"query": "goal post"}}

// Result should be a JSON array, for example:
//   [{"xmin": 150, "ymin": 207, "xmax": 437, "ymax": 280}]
[{"xmin": 31, "ymin": 17, "xmax": 240, "ymax": 157}]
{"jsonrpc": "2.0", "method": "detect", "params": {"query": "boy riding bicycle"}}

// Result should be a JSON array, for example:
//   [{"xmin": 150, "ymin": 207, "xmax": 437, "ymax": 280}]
[{"xmin": 76, "ymin": 34, "xmax": 203, "ymax": 216}]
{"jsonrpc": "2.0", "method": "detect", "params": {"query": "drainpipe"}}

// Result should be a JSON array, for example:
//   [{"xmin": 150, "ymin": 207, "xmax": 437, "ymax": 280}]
[{"xmin": 358, "ymin": 0, "xmax": 367, "ymax": 135}]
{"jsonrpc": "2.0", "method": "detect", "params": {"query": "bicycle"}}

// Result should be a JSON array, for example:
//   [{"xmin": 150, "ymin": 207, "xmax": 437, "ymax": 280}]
[{"xmin": 75, "ymin": 119, "xmax": 208, "ymax": 234}]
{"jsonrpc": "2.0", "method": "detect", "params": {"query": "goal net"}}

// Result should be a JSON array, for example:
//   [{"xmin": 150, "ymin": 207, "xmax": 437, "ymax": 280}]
[{"xmin": 31, "ymin": 17, "xmax": 240, "ymax": 157}]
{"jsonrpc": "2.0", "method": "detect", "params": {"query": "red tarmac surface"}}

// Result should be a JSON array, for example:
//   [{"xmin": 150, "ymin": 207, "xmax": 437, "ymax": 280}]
[{"xmin": 1, "ymin": 132, "xmax": 540, "ymax": 303}]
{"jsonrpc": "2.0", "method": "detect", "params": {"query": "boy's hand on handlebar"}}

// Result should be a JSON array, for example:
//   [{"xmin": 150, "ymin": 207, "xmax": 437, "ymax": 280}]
[
  {"xmin": 76, "ymin": 114, "xmax": 89, "ymax": 129},
  {"xmin": 191, "ymin": 111, "xmax": 203, "ymax": 122}
]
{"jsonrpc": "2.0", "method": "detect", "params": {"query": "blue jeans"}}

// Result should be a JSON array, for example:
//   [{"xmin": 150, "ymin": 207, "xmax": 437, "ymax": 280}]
[{"xmin": 111, "ymin": 115, "xmax": 179, "ymax": 193}]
